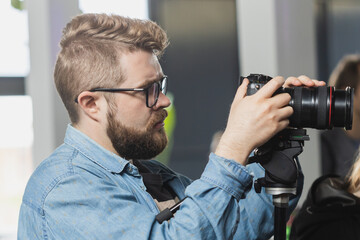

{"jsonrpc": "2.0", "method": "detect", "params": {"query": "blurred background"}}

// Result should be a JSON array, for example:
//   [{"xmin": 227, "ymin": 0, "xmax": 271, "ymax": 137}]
[{"xmin": 1, "ymin": 0, "xmax": 360, "ymax": 239}]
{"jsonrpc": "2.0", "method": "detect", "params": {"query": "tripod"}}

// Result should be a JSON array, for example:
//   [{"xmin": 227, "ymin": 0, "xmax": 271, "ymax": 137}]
[{"xmin": 249, "ymin": 128, "xmax": 309, "ymax": 240}]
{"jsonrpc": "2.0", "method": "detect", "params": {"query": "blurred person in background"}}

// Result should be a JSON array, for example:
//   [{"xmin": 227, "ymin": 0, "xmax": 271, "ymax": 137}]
[
  {"xmin": 321, "ymin": 54, "xmax": 360, "ymax": 178},
  {"xmin": 290, "ymin": 147, "xmax": 360, "ymax": 239}
]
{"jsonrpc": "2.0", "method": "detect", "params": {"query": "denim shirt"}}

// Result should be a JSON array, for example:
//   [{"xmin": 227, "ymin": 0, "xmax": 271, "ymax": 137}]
[{"xmin": 18, "ymin": 125, "xmax": 303, "ymax": 240}]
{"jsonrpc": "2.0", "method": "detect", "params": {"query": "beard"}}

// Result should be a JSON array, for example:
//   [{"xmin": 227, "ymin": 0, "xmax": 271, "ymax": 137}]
[{"xmin": 106, "ymin": 108, "xmax": 168, "ymax": 160}]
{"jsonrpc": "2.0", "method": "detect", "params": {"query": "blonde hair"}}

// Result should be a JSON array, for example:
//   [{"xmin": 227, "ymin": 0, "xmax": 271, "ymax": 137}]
[
  {"xmin": 328, "ymin": 54, "xmax": 360, "ymax": 90},
  {"xmin": 346, "ymin": 149, "xmax": 360, "ymax": 194},
  {"xmin": 54, "ymin": 13, "xmax": 169, "ymax": 123}
]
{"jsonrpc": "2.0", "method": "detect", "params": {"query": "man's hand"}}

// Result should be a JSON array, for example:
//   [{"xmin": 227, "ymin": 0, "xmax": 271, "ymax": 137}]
[
  {"xmin": 215, "ymin": 75, "xmax": 323, "ymax": 166},
  {"xmin": 215, "ymin": 76, "xmax": 292, "ymax": 165},
  {"xmin": 283, "ymin": 75, "xmax": 326, "ymax": 88}
]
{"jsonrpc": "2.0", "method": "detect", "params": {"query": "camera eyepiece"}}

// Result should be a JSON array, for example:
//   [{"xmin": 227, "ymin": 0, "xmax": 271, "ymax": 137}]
[{"xmin": 239, "ymin": 74, "xmax": 354, "ymax": 130}]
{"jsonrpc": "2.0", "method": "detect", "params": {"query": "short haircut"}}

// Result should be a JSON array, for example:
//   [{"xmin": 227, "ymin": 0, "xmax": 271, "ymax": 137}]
[{"xmin": 54, "ymin": 13, "xmax": 169, "ymax": 123}]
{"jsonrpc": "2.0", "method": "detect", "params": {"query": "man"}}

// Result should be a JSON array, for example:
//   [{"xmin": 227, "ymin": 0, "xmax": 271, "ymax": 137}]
[{"xmin": 18, "ymin": 13, "xmax": 324, "ymax": 239}]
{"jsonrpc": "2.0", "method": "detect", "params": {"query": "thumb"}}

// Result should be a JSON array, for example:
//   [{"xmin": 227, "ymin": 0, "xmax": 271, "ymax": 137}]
[{"xmin": 235, "ymin": 78, "xmax": 249, "ymax": 100}]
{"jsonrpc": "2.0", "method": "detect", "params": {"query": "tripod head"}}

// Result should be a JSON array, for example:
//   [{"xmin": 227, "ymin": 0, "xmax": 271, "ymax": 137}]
[
  {"xmin": 249, "ymin": 128, "xmax": 309, "ymax": 196},
  {"xmin": 249, "ymin": 128, "xmax": 309, "ymax": 240}
]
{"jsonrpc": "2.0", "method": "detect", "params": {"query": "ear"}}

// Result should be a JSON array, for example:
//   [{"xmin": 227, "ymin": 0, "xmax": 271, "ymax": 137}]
[{"xmin": 76, "ymin": 91, "xmax": 104, "ymax": 122}]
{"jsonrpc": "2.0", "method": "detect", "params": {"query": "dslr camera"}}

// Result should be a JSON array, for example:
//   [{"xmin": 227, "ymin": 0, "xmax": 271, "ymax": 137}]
[
  {"xmin": 239, "ymin": 74, "xmax": 354, "ymax": 240},
  {"xmin": 239, "ymin": 74, "xmax": 354, "ymax": 130}
]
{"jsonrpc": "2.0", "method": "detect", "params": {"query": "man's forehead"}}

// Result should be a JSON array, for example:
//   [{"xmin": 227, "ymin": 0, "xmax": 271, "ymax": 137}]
[
  {"xmin": 119, "ymin": 70, "xmax": 163, "ymax": 88},
  {"xmin": 139, "ymin": 74, "xmax": 164, "ymax": 86},
  {"xmin": 119, "ymin": 50, "xmax": 162, "ymax": 82}
]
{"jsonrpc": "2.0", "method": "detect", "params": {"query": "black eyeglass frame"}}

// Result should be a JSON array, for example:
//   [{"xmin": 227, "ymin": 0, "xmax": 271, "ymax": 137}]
[{"xmin": 75, "ymin": 76, "xmax": 168, "ymax": 108}]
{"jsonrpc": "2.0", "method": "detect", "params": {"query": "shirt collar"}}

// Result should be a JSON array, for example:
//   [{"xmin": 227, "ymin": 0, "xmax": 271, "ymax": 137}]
[
  {"xmin": 64, "ymin": 124, "xmax": 129, "ymax": 174},
  {"xmin": 140, "ymin": 160, "xmax": 178, "ymax": 183}
]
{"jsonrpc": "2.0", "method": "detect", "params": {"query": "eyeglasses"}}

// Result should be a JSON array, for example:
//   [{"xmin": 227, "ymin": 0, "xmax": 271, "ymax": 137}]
[{"xmin": 75, "ymin": 76, "xmax": 168, "ymax": 108}]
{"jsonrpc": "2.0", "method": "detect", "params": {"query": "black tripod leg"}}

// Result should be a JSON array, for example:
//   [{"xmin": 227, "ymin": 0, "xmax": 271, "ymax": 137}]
[{"xmin": 274, "ymin": 206, "xmax": 287, "ymax": 240}]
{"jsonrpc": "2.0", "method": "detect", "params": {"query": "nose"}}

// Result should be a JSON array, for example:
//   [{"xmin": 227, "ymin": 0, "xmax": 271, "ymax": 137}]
[{"xmin": 153, "ymin": 92, "xmax": 171, "ymax": 110}]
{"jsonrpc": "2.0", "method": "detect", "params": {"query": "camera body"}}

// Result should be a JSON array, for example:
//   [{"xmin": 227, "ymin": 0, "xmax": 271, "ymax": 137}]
[{"xmin": 239, "ymin": 74, "xmax": 354, "ymax": 130}]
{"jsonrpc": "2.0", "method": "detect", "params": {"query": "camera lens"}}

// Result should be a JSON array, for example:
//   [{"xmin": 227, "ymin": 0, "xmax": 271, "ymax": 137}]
[{"xmin": 285, "ymin": 86, "xmax": 353, "ymax": 130}]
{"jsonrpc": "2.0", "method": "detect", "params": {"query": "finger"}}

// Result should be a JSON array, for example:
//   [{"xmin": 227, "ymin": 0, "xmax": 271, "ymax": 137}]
[
  {"xmin": 284, "ymin": 76, "xmax": 302, "ymax": 87},
  {"xmin": 297, "ymin": 75, "xmax": 315, "ymax": 87},
  {"xmin": 298, "ymin": 76, "xmax": 327, "ymax": 87},
  {"xmin": 312, "ymin": 79, "xmax": 326, "ymax": 86},
  {"xmin": 256, "ymin": 76, "xmax": 285, "ymax": 98},
  {"xmin": 259, "ymin": 117, "xmax": 291, "ymax": 146},
  {"xmin": 234, "ymin": 78, "xmax": 249, "ymax": 100},
  {"xmin": 277, "ymin": 119, "xmax": 290, "ymax": 132},
  {"xmin": 268, "ymin": 92, "xmax": 292, "ymax": 108},
  {"xmin": 276, "ymin": 106, "xmax": 294, "ymax": 121}
]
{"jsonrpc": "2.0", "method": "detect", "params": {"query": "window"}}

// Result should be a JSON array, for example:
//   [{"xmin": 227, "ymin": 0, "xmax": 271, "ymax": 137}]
[
  {"xmin": 0, "ymin": 2, "xmax": 31, "ymax": 239},
  {"xmin": 0, "ymin": 1, "xmax": 29, "ymax": 76},
  {"xmin": 79, "ymin": 0, "xmax": 148, "ymax": 19}
]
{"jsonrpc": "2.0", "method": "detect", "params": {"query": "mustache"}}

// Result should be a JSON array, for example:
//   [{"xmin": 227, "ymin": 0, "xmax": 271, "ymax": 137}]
[{"xmin": 148, "ymin": 109, "xmax": 168, "ymax": 127}]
